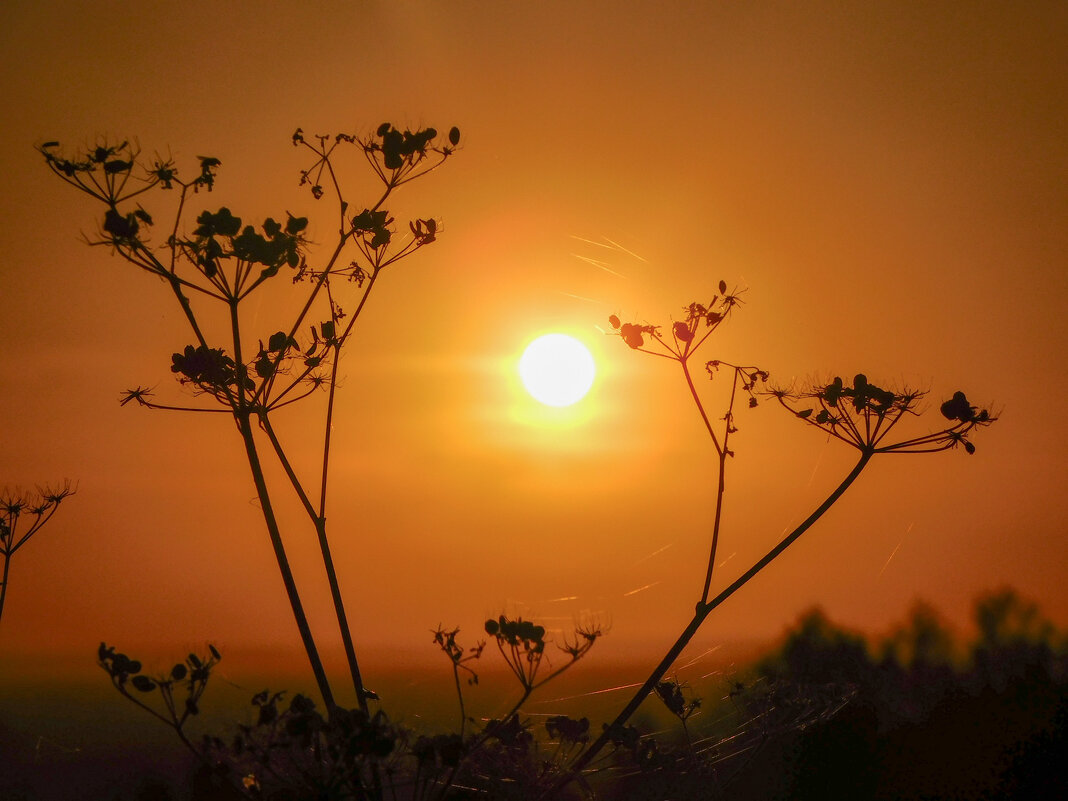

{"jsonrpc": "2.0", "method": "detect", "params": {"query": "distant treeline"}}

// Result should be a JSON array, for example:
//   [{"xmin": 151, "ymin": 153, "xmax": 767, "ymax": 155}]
[{"xmin": 610, "ymin": 587, "xmax": 1066, "ymax": 800}]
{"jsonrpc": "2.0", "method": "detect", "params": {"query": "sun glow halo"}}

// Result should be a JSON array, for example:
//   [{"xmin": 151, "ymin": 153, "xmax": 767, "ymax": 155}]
[{"xmin": 518, "ymin": 334, "xmax": 596, "ymax": 408}]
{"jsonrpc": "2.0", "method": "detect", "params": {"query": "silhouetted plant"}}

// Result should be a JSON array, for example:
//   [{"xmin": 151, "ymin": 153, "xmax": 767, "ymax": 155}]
[
  {"xmin": 0, "ymin": 482, "xmax": 74, "ymax": 627},
  {"xmin": 38, "ymin": 127, "xmax": 1008, "ymax": 799},
  {"xmin": 654, "ymin": 676, "xmax": 702, "ymax": 749},
  {"xmin": 105, "ymin": 616, "xmax": 600, "ymax": 800},
  {"xmin": 551, "ymin": 290, "xmax": 996, "ymax": 790},
  {"xmin": 40, "ymin": 125, "xmax": 460, "ymax": 713},
  {"xmin": 97, "ymin": 642, "xmax": 221, "ymax": 756},
  {"xmin": 422, "ymin": 617, "xmax": 603, "ymax": 799}
]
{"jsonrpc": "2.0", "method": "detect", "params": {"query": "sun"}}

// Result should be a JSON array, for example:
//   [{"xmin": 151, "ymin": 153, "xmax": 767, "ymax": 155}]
[{"xmin": 519, "ymin": 334, "xmax": 596, "ymax": 407}]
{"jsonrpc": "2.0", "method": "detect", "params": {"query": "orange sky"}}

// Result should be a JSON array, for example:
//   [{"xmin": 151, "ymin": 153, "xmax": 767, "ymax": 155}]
[{"xmin": 1, "ymin": 1, "xmax": 1065, "ymax": 692}]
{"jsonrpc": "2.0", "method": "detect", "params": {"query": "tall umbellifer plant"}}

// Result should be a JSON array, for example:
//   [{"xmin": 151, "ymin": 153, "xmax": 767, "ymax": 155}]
[
  {"xmin": 0, "ymin": 482, "xmax": 75, "ymax": 628},
  {"xmin": 551, "ymin": 286, "xmax": 996, "ymax": 786},
  {"xmin": 39, "ymin": 124, "xmax": 461, "ymax": 712}
]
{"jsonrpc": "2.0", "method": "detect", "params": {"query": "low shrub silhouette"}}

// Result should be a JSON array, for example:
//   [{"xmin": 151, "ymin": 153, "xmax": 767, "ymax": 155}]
[{"xmin": 679, "ymin": 589, "xmax": 1066, "ymax": 801}]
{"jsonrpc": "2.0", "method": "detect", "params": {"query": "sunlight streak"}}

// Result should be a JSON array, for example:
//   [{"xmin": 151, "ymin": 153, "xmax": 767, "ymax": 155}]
[
  {"xmin": 633, "ymin": 542, "xmax": 673, "ymax": 565},
  {"xmin": 555, "ymin": 290, "xmax": 604, "ymax": 304},
  {"xmin": 569, "ymin": 234, "xmax": 616, "ymax": 249},
  {"xmin": 677, "ymin": 644, "xmax": 722, "ymax": 671},
  {"xmin": 879, "ymin": 522, "xmax": 914, "ymax": 576},
  {"xmin": 534, "ymin": 682, "xmax": 644, "ymax": 704},
  {"xmin": 623, "ymin": 581, "xmax": 660, "ymax": 597},
  {"xmin": 601, "ymin": 236, "xmax": 649, "ymax": 263},
  {"xmin": 570, "ymin": 252, "xmax": 629, "ymax": 278}
]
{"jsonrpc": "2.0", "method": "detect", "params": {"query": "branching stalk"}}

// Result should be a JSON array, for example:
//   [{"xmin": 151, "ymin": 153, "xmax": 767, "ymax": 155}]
[{"xmin": 561, "ymin": 451, "xmax": 872, "ymax": 782}]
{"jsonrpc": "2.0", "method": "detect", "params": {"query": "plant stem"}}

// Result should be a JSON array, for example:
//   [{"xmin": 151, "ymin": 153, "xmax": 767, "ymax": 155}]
[
  {"xmin": 0, "ymin": 553, "xmax": 11, "ymax": 626},
  {"xmin": 678, "ymin": 357, "xmax": 729, "ymax": 604},
  {"xmin": 258, "ymin": 414, "xmax": 368, "ymax": 710},
  {"xmin": 313, "ymin": 513, "xmax": 368, "ymax": 712},
  {"xmin": 680, "ymin": 359, "xmax": 722, "ymax": 456},
  {"xmin": 229, "ymin": 300, "xmax": 336, "ymax": 710},
  {"xmin": 313, "ymin": 275, "xmax": 382, "ymax": 712},
  {"xmin": 234, "ymin": 411, "xmax": 335, "ymax": 710},
  {"xmin": 561, "ymin": 451, "xmax": 872, "ymax": 782},
  {"xmin": 700, "ymin": 451, "xmax": 728, "ymax": 605}
]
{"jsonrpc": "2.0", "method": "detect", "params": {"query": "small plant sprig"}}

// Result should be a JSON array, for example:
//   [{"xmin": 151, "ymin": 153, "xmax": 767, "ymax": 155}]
[
  {"xmin": 97, "ymin": 642, "xmax": 221, "ymax": 755},
  {"xmin": 553, "ymin": 290, "xmax": 996, "ymax": 791},
  {"xmin": 609, "ymin": 283, "xmax": 769, "ymax": 604},
  {"xmin": 418, "ymin": 617, "xmax": 604, "ymax": 799},
  {"xmin": 0, "ymin": 482, "xmax": 75, "ymax": 627},
  {"xmin": 432, "ymin": 625, "xmax": 485, "ymax": 738},
  {"xmin": 484, "ymin": 615, "xmax": 604, "ymax": 702},
  {"xmin": 655, "ymin": 676, "xmax": 702, "ymax": 748},
  {"xmin": 41, "ymin": 124, "xmax": 461, "ymax": 715}
]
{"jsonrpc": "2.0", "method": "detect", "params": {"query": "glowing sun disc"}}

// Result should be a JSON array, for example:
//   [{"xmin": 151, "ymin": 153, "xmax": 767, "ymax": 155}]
[{"xmin": 519, "ymin": 334, "xmax": 596, "ymax": 407}]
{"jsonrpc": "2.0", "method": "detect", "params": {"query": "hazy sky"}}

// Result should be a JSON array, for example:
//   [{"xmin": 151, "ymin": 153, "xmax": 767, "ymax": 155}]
[{"xmin": 1, "ymin": 1, "xmax": 1065, "ymax": 689}]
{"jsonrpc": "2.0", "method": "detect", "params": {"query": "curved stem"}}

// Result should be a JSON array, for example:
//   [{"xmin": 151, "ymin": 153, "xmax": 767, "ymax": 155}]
[
  {"xmin": 561, "ymin": 451, "xmax": 872, "ymax": 783},
  {"xmin": 680, "ymin": 358, "xmax": 722, "ymax": 456},
  {"xmin": 700, "ymin": 451, "xmax": 728, "ymax": 604}
]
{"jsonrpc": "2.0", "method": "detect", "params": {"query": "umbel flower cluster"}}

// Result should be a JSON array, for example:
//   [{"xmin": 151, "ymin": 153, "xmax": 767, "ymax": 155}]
[
  {"xmin": 771, "ymin": 374, "xmax": 994, "ymax": 455},
  {"xmin": 1, "ymin": 482, "xmax": 75, "ymax": 625}
]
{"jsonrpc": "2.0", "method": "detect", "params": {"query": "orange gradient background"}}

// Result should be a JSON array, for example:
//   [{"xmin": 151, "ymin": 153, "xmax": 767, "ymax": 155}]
[{"xmin": 1, "ymin": 1, "xmax": 1065, "ymax": 697}]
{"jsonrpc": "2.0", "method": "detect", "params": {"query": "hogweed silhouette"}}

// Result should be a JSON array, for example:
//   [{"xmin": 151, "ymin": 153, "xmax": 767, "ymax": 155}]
[
  {"xmin": 0, "ymin": 482, "xmax": 75, "ymax": 627},
  {"xmin": 549, "ymin": 289, "xmax": 995, "ymax": 789},
  {"xmin": 41, "ymin": 125, "xmax": 460, "ymax": 714}
]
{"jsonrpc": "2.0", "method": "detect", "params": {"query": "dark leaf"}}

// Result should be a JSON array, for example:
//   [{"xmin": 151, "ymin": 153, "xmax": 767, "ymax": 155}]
[
  {"xmin": 285, "ymin": 215, "xmax": 308, "ymax": 234},
  {"xmin": 940, "ymin": 391, "xmax": 975, "ymax": 422},
  {"xmin": 268, "ymin": 331, "xmax": 289, "ymax": 352},
  {"xmin": 718, "ymin": 279, "xmax": 727, "ymax": 295},
  {"xmin": 103, "ymin": 208, "xmax": 138, "ymax": 239},
  {"xmin": 171, "ymin": 663, "xmax": 187, "ymax": 681},
  {"xmin": 673, "ymin": 321, "xmax": 693, "ymax": 342},
  {"xmin": 608, "ymin": 314, "xmax": 620, "ymax": 329},
  {"xmin": 131, "ymin": 675, "xmax": 156, "ymax": 692},
  {"xmin": 255, "ymin": 354, "xmax": 274, "ymax": 378},
  {"xmin": 449, "ymin": 126, "xmax": 461, "ymax": 146},
  {"xmin": 620, "ymin": 323, "xmax": 644, "ymax": 349}
]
